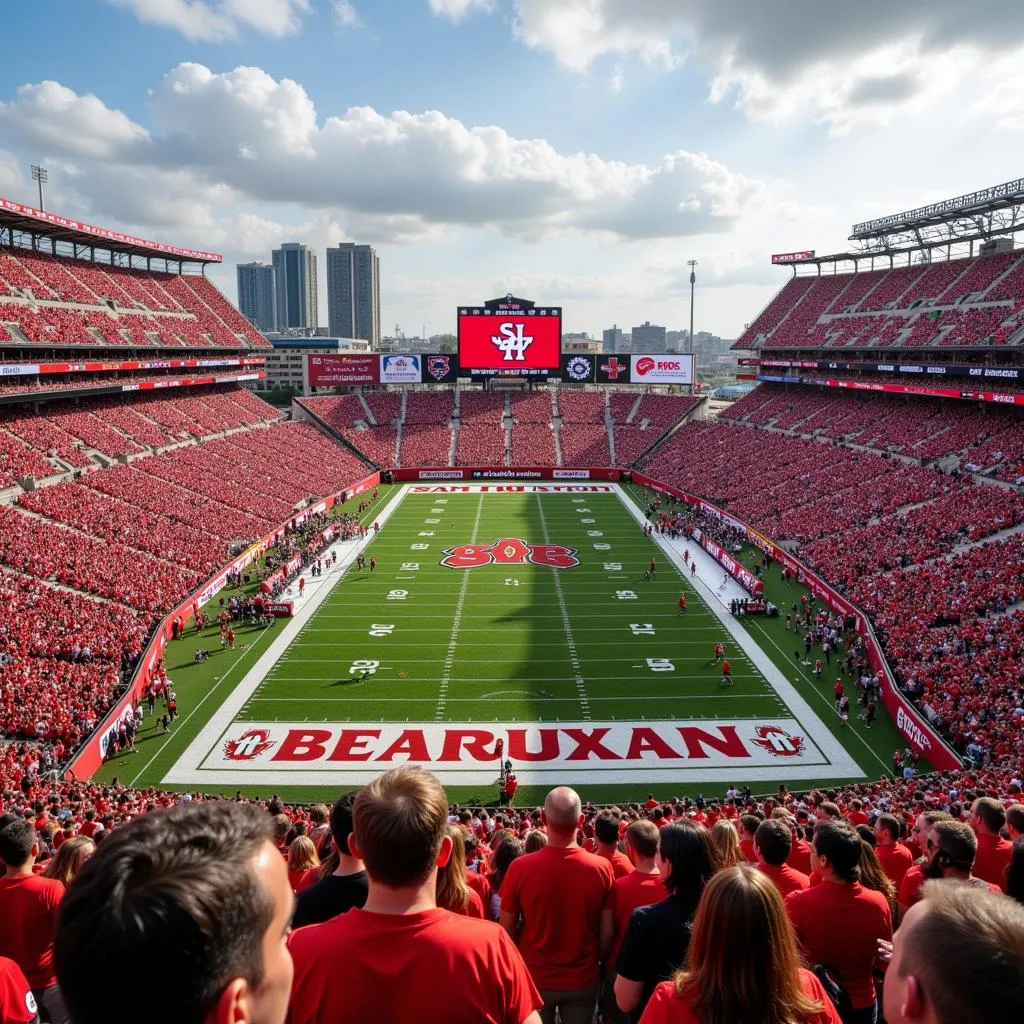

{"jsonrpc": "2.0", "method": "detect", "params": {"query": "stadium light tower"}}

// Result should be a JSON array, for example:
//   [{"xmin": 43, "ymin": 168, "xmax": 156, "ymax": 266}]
[
  {"xmin": 30, "ymin": 164, "xmax": 48, "ymax": 211},
  {"xmin": 687, "ymin": 259, "xmax": 698, "ymax": 394}
]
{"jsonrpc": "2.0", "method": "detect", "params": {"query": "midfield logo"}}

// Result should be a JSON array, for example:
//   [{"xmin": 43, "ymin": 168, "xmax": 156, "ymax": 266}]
[
  {"xmin": 749, "ymin": 725, "xmax": 805, "ymax": 757},
  {"xmin": 491, "ymin": 323, "xmax": 534, "ymax": 362},
  {"xmin": 441, "ymin": 538, "xmax": 580, "ymax": 569},
  {"xmin": 223, "ymin": 728, "xmax": 276, "ymax": 761}
]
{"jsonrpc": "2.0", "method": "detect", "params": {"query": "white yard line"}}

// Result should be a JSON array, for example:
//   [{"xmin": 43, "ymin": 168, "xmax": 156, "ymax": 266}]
[
  {"xmin": 435, "ymin": 491, "xmax": 484, "ymax": 721},
  {"xmin": 536, "ymin": 493, "xmax": 592, "ymax": 721}
]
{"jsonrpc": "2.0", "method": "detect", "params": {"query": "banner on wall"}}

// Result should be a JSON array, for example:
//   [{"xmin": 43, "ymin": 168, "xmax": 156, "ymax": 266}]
[{"xmin": 379, "ymin": 354, "xmax": 421, "ymax": 384}]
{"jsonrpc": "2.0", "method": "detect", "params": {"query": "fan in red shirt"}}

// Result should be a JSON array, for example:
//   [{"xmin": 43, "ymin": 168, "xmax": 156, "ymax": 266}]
[
  {"xmin": 785, "ymin": 822, "xmax": 892, "ymax": 1019},
  {"xmin": 0, "ymin": 820, "xmax": 64, "ymax": 1022},
  {"xmin": 600, "ymin": 820, "xmax": 664, "ymax": 969},
  {"xmin": 594, "ymin": 812, "xmax": 634, "ymax": 879},
  {"xmin": 754, "ymin": 820, "xmax": 810, "ymax": 898},
  {"xmin": 639, "ymin": 865, "xmax": 840, "ymax": 1024},
  {"xmin": 435, "ymin": 825, "xmax": 486, "ymax": 918},
  {"xmin": 738, "ymin": 815, "xmax": 760, "ymax": 863},
  {"xmin": 970, "ymin": 797, "xmax": 1012, "ymax": 891},
  {"xmin": 898, "ymin": 810, "xmax": 952, "ymax": 915},
  {"xmin": 289, "ymin": 767, "xmax": 541, "ymax": 1024},
  {"xmin": 0, "ymin": 956, "xmax": 37, "ymax": 1024},
  {"xmin": 500, "ymin": 786, "xmax": 614, "ymax": 1024},
  {"xmin": 917, "ymin": 820, "xmax": 1003, "ymax": 896},
  {"xmin": 873, "ymin": 814, "xmax": 914, "ymax": 889}
]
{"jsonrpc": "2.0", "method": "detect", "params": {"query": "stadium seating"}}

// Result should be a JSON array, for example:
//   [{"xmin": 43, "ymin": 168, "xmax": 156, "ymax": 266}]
[
  {"xmin": 456, "ymin": 391, "xmax": 507, "ymax": 466},
  {"xmin": 398, "ymin": 391, "xmax": 455, "ymax": 467},
  {"xmin": 557, "ymin": 390, "xmax": 611, "ymax": 466},
  {"xmin": 299, "ymin": 394, "xmax": 399, "ymax": 467}
]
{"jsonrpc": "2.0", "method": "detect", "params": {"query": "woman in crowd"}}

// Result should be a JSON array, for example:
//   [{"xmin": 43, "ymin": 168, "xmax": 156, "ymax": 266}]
[
  {"xmin": 524, "ymin": 829, "xmax": 548, "ymax": 853},
  {"xmin": 638, "ymin": 864, "xmax": 841, "ymax": 1023},
  {"xmin": 286, "ymin": 835, "xmax": 320, "ymax": 893},
  {"xmin": 435, "ymin": 825, "xmax": 485, "ymax": 917},
  {"xmin": 615, "ymin": 820, "xmax": 717, "ymax": 1022},
  {"xmin": 856, "ymin": 838, "xmax": 898, "ymax": 921},
  {"xmin": 709, "ymin": 819, "xmax": 742, "ymax": 870},
  {"xmin": 42, "ymin": 835, "xmax": 95, "ymax": 887},
  {"xmin": 487, "ymin": 834, "xmax": 524, "ymax": 921}
]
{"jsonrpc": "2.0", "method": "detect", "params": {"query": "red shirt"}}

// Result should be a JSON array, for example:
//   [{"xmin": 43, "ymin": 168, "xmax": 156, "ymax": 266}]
[
  {"xmin": 639, "ymin": 969, "xmax": 841, "ymax": 1024},
  {"xmin": 875, "ymin": 842, "xmax": 914, "ymax": 888},
  {"xmin": 0, "ymin": 874, "xmax": 65, "ymax": 988},
  {"xmin": 446, "ymin": 888, "xmax": 486, "ymax": 919},
  {"xmin": 786, "ymin": 882, "xmax": 892, "ymax": 1010},
  {"xmin": 847, "ymin": 810, "xmax": 869, "ymax": 826},
  {"xmin": 607, "ymin": 871, "xmax": 665, "ymax": 963},
  {"xmin": 973, "ymin": 833, "xmax": 1012, "ymax": 891},
  {"xmin": 739, "ymin": 838, "xmax": 757, "ymax": 863},
  {"xmin": 467, "ymin": 868, "xmax": 493, "ymax": 910},
  {"xmin": 600, "ymin": 848, "xmax": 634, "ymax": 880},
  {"xmin": 757, "ymin": 861, "xmax": 810, "ymax": 898},
  {"xmin": 287, "ymin": 907, "xmax": 540, "ymax": 1024},
  {"xmin": 898, "ymin": 863, "xmax": 925, "ymax": 909},
  {"xmin": 0, "ymin": 957, "xmax": 37, "ymax": 1024},
  {"xmin": 787, "ymin": 838, "xmax": 813, "ymax": 875},
  {"xmin": 500, "ymin": 844, "xmax": 614, "ymax": 991}
]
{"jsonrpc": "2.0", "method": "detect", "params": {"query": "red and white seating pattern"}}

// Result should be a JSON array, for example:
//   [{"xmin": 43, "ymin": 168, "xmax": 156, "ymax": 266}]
[{"xmin": 456, "ymin": 391, "xmax": 506, "ymax": 466}]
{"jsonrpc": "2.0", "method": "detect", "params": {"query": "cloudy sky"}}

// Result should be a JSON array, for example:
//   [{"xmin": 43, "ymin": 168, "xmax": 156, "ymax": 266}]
[{"xmin": 0, "ymin": 1, "xmax": 1021, "ymax": 339}]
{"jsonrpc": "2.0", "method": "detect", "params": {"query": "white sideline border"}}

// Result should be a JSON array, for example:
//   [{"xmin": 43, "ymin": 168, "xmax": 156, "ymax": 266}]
[{"xmin": 164, "ymin": 483, "xmax": 863, "ymax": 787}]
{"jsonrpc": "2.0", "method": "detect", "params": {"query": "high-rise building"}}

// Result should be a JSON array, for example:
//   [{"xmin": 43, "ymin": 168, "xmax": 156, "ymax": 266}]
[
  {"xmin": 327, "ymin": 243, "xmax": 381, "ymax": 347},
  {"xmin": 631, "ymin": 321, "xmax": 667, "ymax": 353},
  {"xmin": 272, "ymin": 243, "xmax": 318, "ymax": 330},
  {"xmin": 602, "ymin": 325, "xmax": 624, "ymax": 353},
  {"xmin": 236, "ymin": 262, "xmax": 277, "ymax": 332}
]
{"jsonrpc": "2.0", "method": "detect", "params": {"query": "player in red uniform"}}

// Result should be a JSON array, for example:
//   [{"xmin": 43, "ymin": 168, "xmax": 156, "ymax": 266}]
[
  {"xmin": 678, "ymin": 594, "xmax": 687, "ymax": 614},
  {"xmin": 714, "ymin": 642, "xmax": 724, "ymax": 663},
  {"xmin": 649, "ymin": 557, "xmax": 657, "ymax": 578},
  {"xmin": 721, "ymin": 659, "xmax": 733, "ymax": 686}
]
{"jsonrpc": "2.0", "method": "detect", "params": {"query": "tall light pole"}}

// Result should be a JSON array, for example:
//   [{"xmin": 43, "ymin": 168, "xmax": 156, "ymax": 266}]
[
  {"xmin": 687, "ymin": 259, "xmax": 698, "ymax": 394},
  {"xmin": 30, "ymin": 165, "xmax": 48, "ymax": 211}
]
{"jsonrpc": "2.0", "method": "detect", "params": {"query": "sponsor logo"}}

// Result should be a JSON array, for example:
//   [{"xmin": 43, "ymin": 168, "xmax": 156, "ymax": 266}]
[
  {"xmin": 553, "ymin": 469, "xmax": 590, "ymax": 479},
  {"xmin": 601, "ymin": 356, "xmax": 628, "ymax": 380},
  {"xmin": 491, "ymin": 323, "xmax": 534, "ymax": 362},
  {"xmin": 636, "ymin": 357, "xmax": 682, "ymax": 376},
  {"xmin": 750, "ymin": 725, "xmax": 806, "ymax": 757},
  {"xmin": 896, "ymin": 706, "xmax": 933, "ymax": 752},
  {"xmin": 223, "ymin": 728, "xmax": 276, "ymax": 761},
  {"xmin": 418, "ymin": 470, "xmax": 465, "ymax": 480},
  {"xmin": 428, "ymin": 355, "xmax": 451, "ymax": 380},
  {"xmin": 565, "ymin": 356, "xmax": 592, "ymax": 381},
  {"xmin": 441, "ymin": 538, "xmax": 580, "ymax": 569}
]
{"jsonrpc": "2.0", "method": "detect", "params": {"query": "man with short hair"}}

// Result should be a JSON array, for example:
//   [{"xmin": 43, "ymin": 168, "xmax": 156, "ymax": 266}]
[
  {"xmin": 898, "ymin": 810, "xmax": 952, "ymax": 915},
  {"xmin": 874, "ymin": 813, "xmax": 914, "ymax": 888},
  {"xmin": 289, "ymin": 766, "xmax": 541, "ymax": 1024},
  {"xmin": 883, "ymin": 880, "xmax": 1024, "ymax": 1024},
  {"xmin": 1007, "ymin": 803, "xmax": 1024, "ymax": 843},
  {"xmin": 54, "ymin": 802, "xmax": 294, "ymax": 1024},
  {"xmin": 0, "ymin": 821, "xmax": 66, "ymax": 1023},
  {"xmin": 970, "ymin": 797, "xmax": 1012, "ymax": 891},
  {"xmin": 786, "ymin": 821, "xmax": 892, "ymax": 1024},
  {"xmin": 500, "ymin": 786, "xmax": 614, "ymax": 1024},
  {"xmin": 594, "ymin": 812, "xmax": 633, "ymax": 879},
  {"xmin": 291, "ymin": 792, "xmax": 368, "ymax": 928},
  {"xmin": 815, "ymin": 801, "xmax": 842, "ymax": 822},
  {"xmin": 920, "ymin": 821, "xmax": 1001, "ymax": 892},
  {"xmin": 754, "ymin": 819, "xmax": 809, "ymax": 897},
  {"xmin": 737, "ymin": 814, "xmax": 760, "ymax": 862}
]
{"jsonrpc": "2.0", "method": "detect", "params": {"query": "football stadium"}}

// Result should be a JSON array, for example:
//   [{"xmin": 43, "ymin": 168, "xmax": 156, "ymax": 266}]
[{"xmin": 1, "ymin": 6, "xmax": 1023, "ymax": 1024}]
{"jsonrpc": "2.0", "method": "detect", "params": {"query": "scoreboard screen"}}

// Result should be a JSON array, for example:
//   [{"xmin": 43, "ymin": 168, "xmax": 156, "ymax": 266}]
[{"xmin": 458, "ymin": 305, "xmax": 561, "ymax": 378}]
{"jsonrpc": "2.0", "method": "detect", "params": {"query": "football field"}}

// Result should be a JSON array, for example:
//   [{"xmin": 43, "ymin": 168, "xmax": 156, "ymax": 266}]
[{"xmin": 154, "ymin": 482, "xmax": 871, "ymax": 802}]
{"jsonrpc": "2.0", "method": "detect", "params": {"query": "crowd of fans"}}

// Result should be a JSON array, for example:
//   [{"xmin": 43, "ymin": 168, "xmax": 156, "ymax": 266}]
[{"xmin": 0, "ymin": 762, "xmax": 1021, "ymax": 1023}]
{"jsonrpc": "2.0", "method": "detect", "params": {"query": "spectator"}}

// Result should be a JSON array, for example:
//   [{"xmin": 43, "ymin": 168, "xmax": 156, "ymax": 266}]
[
  {"xmin": 53, "ymin": 802, "xmax": 293, "ymax": 1024},
  {"xmin": 710, "ymin": 819, "xmax": 742, "ymax": 869},
  {"xmin": 0, "ymin": 955, "xmax": 39, "ymax": 1024},
  {"xmin": 970, "ymin": 797, "xmax": 1012, "ymax": 890},
  {"xmin": 856, "ymin": 840, "xmax": 897, "ymax": 921},
  {"xmin": 595, "ymin": 811, "xmax": 633, "ymax": 878},
  {"xmin": 615, "ymin": 821, "xmax": 716, "ymax": 1022},
  {"xmin": 786, "ymin": 821, "xmax": 892, "ymax": 1024},
  {"xmin": 489, "ymin": 834, "xmax": 525, "ymax": 922},
  {"xmin": 291, "ymin": 791, "xmax": 368, "ymax": 929},
  {"xmin": 755, "ymin": 819, "xmax": 810, "ymax": 897},
  {"xmin": 601, "ymin": 821, "xmax": 664, "ymax": 1023},
  {"xmin": 435, "ymin": 824, "xmax": 485, "ymax": 918},
  {"xmin": 1007, "ymin": 838, "xmax": 1024, "ymax": 905},
  {"xmin": 288, "ymin": 766, "xmax": 541, "ymax": 1024},
  {"xmin": 738, "ymin": 814, "xmax": 760, "ymax": 862},
  {"xmin": 40, "ymin": 836, "xmax": 94, "ymax": 888},
  {"xmin": 524, "ymin": 830, "xmax": 548, "ymax": 853},
  {"xmin": 898, "ymin": 811, "xmax": 952, "ymax": 916},
  {"xmin": 883, "ymin": 880, "xmax": 1024, "ymax": 1024},
  {"xmin": 921, "ymin": 821, "xmax": 1001, "ymax": 893},
  {"xmin": 0, "ymin": 820, "xmax": 66, "ymax": 1024},
  {"xmin": 637, "ymin": 865, "xmax": 840, "ymax": 1024},
  {"xmin": 286, "ymin": 837, "xmax": 320, "ymax": 894},
  {"xmin": 500, "ymin": 786, "xmax": 613, "ymax": 1024},
  {"xmin": 1007, "ymin": 804, "xmax": 1024, "ymax": 844},
  {"xmin": 873, "ymin": 814, "xmax": 913, "ymax": 889}
]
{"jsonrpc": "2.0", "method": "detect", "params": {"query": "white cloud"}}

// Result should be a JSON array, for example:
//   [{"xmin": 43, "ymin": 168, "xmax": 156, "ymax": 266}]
[
  {"xmin": 333, "ymin": 1, "xmax": 361, "ymax": 28},
  {"xmin": 427, "ymin": 0, "xmax": 494, "ymax": 23},
  {"xmin": 0, "ymin": 63, "xmax": 785, "ymax": 244},
  {"xmin": 102, "ymin": 0, "xmax": 311, "ymax": 42}
]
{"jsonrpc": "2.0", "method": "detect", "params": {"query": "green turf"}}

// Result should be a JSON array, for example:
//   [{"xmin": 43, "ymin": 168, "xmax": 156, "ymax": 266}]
[{"xmin": 93, "ymin": 483, "xmax": 911, "ymax": 806}]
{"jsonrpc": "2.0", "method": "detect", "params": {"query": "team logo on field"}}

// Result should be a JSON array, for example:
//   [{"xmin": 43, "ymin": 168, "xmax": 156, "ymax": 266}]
[
  {"xmin": 749, "ymin": 725, "xmax": 805, "ymax": 758},
  {"xmin": 223, "ymin": 728, "xmax": 276, "ymax": 761},
  {"xmin": 441, "ymin": 538, "xmax": 580, "ymax": 569},
  {"xmin": 428, "ymin": 355, "xmax": 451, "ymax": 380}
]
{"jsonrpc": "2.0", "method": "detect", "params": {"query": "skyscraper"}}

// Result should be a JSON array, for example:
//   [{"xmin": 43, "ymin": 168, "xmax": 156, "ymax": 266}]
[
  {"xmin": 602, "ymin": 325, "xmax": 624, "ymax": 353},
  {"xmin": 327, "ymin": 243, "xmax": 381, "ymax": 347},
  {"xmin": 236, "ymin": 262, "xmax": 277, "ymax": 332},
  {"xmin": 631, "ymin": 321, "xmax": 667, "ymax": 353},
  {"xmin": 272, "ymin": 243, "xmax": 318, "ymax": 330}
]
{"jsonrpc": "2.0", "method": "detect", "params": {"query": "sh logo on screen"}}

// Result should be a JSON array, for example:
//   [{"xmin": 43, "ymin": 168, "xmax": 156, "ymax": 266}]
[{"xmin": 491, "ymin": 323, "xmax": 534, "ymax": 362}]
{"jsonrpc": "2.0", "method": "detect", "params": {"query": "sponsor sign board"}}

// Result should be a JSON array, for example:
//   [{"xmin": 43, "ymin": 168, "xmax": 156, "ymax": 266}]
[
  {"xmin": 560, "ymin": 353, "xmax": 596, "ymax": 383},
  {"xmin": 379, "ymin": 353, "xmax": 421, "ymax": 384},
  {"xmin": 421, "ymin": 353, "xmax": 458, "ymax": 384},
  {"xmin": 307, "ymin": 354, "xmax": 379, "ymax": 387},
  {"xmin": 630, "ymin": 354, "xmax": 694, "ymax": 386},
  {"xmin": 771, "ymin": 251, "xmax": 815, "ymax": 264},
  {"xmin": 458, "ymin": 305, "xmax": 561, "ymax": 377},
  {"xmin": 596, "ymin": 354, "xmax": 631, "ymax": 384}
]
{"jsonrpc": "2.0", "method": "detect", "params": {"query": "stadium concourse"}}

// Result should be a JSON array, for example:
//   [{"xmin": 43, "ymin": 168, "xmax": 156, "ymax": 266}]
[{"xmin": 1, "ymin": 202, "xmax": 1024, "ymax": 1024}]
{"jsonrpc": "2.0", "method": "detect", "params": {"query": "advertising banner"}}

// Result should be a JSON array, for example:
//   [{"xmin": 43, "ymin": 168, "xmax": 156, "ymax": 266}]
[
  {"xmin": 420, "ymin": 353, "xmax": 458, "ymax": 384},
  {"xmin": 390, "ymin": 467, "xmax": 621, "ymax": 482},
  {"xmin": 561, "ymin": 354, "xmax": 596, "ymax": 384},
  {"xmin": 690, "ymin": 528, "xmax": 764, "ymax": 596},
  {"xmin": 458, "ymin": 307, "xmax": 561, "ymax": 377},
  {"xmin": 630, "ymin": 354, "xmax": 694, "ymax": 386},
  {"xmin": 771, "ymin": 251, "xmax": 815, "ymax": 263},
  {"xmin": 596, "ymin": 354, "xmax": 631, "ymax": 384},
  {"xmin": 307, "ymin": 354, "xmax": 379, "ymax": 387},
  {"xmin": 379, "ymin": 354, "xmax": 421, "ymax": 384}
]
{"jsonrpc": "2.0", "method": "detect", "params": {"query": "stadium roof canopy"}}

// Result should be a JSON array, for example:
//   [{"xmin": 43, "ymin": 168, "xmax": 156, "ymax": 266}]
[
  {"xmin": 774, "ymin": 178, "xmax": 1024, "ymax": 270},
  {"xmin": 0, "ymin": 197, "xmax": 222, "ymax": 265}
]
